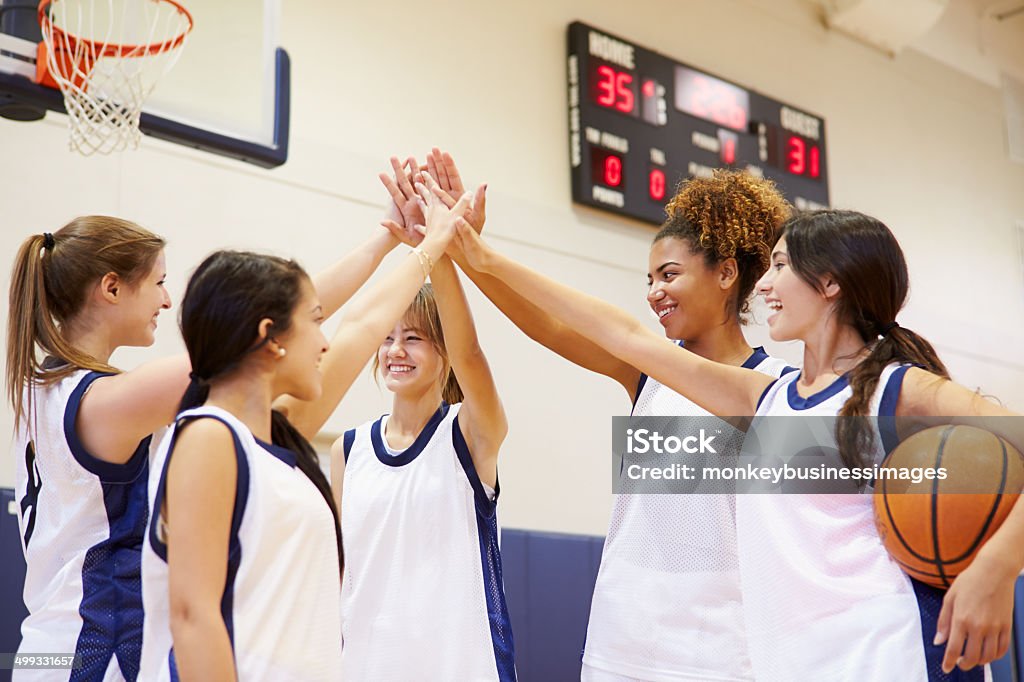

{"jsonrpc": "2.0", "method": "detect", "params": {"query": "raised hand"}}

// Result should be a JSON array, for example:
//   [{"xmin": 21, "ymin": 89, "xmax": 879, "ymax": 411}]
[
  {"xmin": 425, "ymin": 148, "xmax": 487, "ymax": 234},
  {"xmin": 414, "ymin": 174, "xmax": 472, "ymax": 250},
  {"xmin": 379, "ymin": 156, "xmax": 425, "ymax": 246},
  {"xmin": 451, "ymin": 216, "xmax": 495, "ymax": 274}
]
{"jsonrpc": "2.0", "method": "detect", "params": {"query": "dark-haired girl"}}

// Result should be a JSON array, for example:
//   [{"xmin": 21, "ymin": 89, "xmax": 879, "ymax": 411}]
[
  {"xmin": 333, "ymin": 173, "xmax": 514, "ymax": 680},
  {"xmin": 6, "ymin": 213, "xmax": 447, "ymax": 681},
  {"xmin": 428, "ymin": 152, "xmax": 793, "ymax": 682},
  {"xmin": 454, "ymin": 208, "xmax": 1023, "ymax": 680},
  {"xmin": 138, "ymin": 193, "xmax": 467, "ymax": 680}
]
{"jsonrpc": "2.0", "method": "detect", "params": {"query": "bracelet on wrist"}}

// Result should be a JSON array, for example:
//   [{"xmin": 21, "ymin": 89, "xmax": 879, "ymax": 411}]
[{"xmin": 411, "ymin": 247, "xmax": 434, "ymax": 280}]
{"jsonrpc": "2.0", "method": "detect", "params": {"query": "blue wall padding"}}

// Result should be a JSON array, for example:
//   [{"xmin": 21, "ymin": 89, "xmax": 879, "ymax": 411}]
[
  {"xmin": 1, "ymin": 488, "xmax": 28, "ymax": 682},
  {"xmin": 501, "ymin": 528, "xmax": 604, "ymax": 681},
  {"xmin": 500, "ymin": 529, "xmax": 531, "ymax": 677}
]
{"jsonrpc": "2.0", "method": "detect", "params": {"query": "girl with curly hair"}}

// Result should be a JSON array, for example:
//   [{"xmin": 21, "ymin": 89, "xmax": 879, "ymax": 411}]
[{"xmin": 456, "ymin": 205, "xmax": 1022, "ymax": 681}]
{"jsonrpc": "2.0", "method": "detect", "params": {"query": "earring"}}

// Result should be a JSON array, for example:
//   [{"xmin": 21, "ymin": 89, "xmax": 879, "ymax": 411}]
[{"xmin": 278, "ymin": 347, "xmax": 287, "ymax": 358}]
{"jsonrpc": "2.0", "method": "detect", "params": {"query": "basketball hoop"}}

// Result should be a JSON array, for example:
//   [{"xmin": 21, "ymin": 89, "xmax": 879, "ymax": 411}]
[{"xmin": 36, "ymin": 0, "xmax": 194, "ymax": 155}]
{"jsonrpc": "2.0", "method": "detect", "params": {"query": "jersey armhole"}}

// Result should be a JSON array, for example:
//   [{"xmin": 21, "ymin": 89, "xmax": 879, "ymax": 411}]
[
  {"xmin": 631, "ymin": 373, "xmax": 649, "ymax": 411},
  {"xmin": 452, "ymin": 413, "xmax": 498, "ymax": 518},
  {"xmin": 148, "ymin": 415, "xmax": 251, "ymax": 563},
  {"xmin": 64, "ymin": 371, "xmax": 150, "ymax": 483},
  {"xmin": 342, "ymin": 429, "xmax": 356, "ymax": 464},
  {"xmin": 756, "ymin": 378, "xmax": 780, "ymax": 412},
  {"xmin": 877, "ymin": 364, "xmax": 913, "ymax": 456}
]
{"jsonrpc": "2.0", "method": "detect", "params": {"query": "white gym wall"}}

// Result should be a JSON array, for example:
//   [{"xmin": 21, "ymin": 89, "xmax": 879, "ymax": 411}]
[{"xmin": 1, "ymin": 0, "xmax": 1022, "ymax": 535}]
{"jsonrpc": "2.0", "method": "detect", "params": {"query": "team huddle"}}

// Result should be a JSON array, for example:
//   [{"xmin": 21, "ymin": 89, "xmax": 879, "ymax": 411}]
[{"xmin": 8, "ymin": 149, "xmax": 1023, "ymax": 681}]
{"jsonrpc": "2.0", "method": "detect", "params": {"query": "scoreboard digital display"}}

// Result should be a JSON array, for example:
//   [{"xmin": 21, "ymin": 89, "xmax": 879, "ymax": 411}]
[{"xmin": 568, "ymin": 22, "xmax": 830, "ymax": 225}]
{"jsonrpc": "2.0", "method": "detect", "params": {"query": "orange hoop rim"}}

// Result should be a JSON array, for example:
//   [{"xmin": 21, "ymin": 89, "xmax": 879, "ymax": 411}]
[{"xmin": 38, "ymin": 0, "xmax": 195, "ymax": 59}]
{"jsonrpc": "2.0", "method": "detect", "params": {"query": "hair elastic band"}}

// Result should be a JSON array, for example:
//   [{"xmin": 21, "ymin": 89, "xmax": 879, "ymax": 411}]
[
  {"xmin": 42, "ymin": 233, "xmax": 55, "ymax": 251},
  {"xmin": 881, "ymin": 321, "xmax": 899, "ymax": 336}
]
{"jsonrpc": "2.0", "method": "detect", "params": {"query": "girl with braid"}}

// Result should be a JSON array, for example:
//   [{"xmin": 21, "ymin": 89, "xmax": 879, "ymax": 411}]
[{"xmin": 454, "ymin": 206, "xmax": 1023, "ymax": 681}]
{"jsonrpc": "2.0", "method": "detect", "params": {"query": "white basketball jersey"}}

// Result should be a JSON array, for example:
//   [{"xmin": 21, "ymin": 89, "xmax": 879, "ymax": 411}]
[
  {"xmin": 13, "ymin": 369, "xmax": 159, "ymax": 682},
  {"xmin": 340, "ymin": 402, "xmax": 516, "ymax": 681},
  {"xmin": 139, "ymin": 406, "xmax": 342, "ymax": 682},
  {"xmin": 737, "ymin": 364, "xmax": 953, "ymax": 681},
  {"xmin": 583, "ymin": 346, "xmax": 792, "ymax": 682}
]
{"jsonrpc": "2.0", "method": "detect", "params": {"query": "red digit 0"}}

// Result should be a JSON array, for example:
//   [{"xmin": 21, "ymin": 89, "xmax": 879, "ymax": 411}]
[
  {"xmin": 605, "ymin": 155, "xmax": 622, "ymax": 187},
  {"xmin": 649, "ymin": 169, "xmax": 665, "ymax": 200}
]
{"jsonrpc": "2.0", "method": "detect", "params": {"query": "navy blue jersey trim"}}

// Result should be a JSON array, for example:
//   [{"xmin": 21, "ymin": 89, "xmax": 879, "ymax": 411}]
[
  {"xmin": 342, "ymin": 429, "xmax": 356, "ymax": 464},
  {"xmin": 742, "ymin": 346, "xmax": 770, "ymax": 369},
  {"xmin": 147, "ymin": 415, "xmax": 250, "ymax": 564},
  {"xmin": 71, "ymin": 445, "xmax": 151, "ymax": 680},
  {"xmin": 475, "ymin": 510, "xmax": 517, "ymax": 681},
  {"xmin": 168, "ymin": 649, "xmax": 180, "ymax": 681},
  {"xmin": 370, "ymin": 403, "xmax": 450, "ymax": 467},
  {"xmin": 878, "ymin": 365, "xmax": 912, "ymax": 456},
  {"xmin": 147, "ymin": 414, "xmax": 249, "ymax": 655},
  {"xmin": 462, "ymin": 422, "xmax": 516, "ymax": 680},
  {"xmin": 755, "ymin": 379, "xmax": 779, "ymax": 411},
  {"xmin": 780, "ymin": 365, "xmax": 799, "ymax": 376},
  {"xmin": 255, "ymin": 437, "xmax": 297, "ymax": 468},
  {"xmin": 911, "ymin": 577, "xmax": 985, "ymax": 681},
  {"xmin": 631, "ymin": 373, "xmax": 649, "ymax": 413},
  {"xmin": 453, "ymin": 413, "xmax": 498, "ymax": 517},
  {"xmin": 64, "ymin": 371, "xmax": 150, "ymax": 483},
  {"xmin": 20, "ymin": 441, "xmax": 41, "ymax": 548},
  {"xmin": 786, "ymin": 372, "xmax": 850, "ymax": 410}
]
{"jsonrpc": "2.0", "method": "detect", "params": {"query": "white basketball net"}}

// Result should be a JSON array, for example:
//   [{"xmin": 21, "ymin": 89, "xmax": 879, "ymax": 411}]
[{"xmin": 39, "ymin": 0, "xmax": 193, "ymax": 155}]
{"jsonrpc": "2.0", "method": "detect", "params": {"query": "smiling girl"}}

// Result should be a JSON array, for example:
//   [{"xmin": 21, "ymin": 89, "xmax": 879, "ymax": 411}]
[
  {"xmin": 333, "ymin": 175, "xmax": 515, "ymax": 681},
  {"xmin": 138, "ymin": 189, "xmax": 468, "ymax": 681},
  {"xmin": 454, "ymin": 207, "xmax": 1024, "ymax": 680}
]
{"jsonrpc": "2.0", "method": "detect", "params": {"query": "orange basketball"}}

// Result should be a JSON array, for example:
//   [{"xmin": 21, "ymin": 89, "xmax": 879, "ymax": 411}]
[{"xmin": 873, "ymin": 425, "xmax": 1024, "ymax": 589}]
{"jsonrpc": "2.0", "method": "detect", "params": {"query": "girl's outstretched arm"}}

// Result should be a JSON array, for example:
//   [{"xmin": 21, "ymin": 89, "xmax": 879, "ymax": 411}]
[
  {"xmin": 426, "ymin": 149, "xmax": 641, "ymax": 398},
  {"xmin": 430, "ymin": 255, "xmax": 506, "ymax": 489},
  {"xmin": 454, "ymin": 221, "xmax": 771, "ymax": 417}
]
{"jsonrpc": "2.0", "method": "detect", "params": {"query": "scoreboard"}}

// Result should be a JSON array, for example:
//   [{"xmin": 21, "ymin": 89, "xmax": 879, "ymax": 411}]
[{"xmin": 568, "ymin": 22, "xmax": 830, "ymax": 225}]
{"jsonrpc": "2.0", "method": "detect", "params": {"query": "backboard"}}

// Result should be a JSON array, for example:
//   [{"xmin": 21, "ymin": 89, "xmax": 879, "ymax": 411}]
[{"xmin": 0, "ymin": 0, "xmax": 289, "ymax": 167}]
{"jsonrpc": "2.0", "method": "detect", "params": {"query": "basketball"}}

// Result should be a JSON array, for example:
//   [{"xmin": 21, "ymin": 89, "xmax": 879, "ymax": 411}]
[{"xmin": 873, "ymin": 425, "xmax": 1024, "ymax": 589}]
